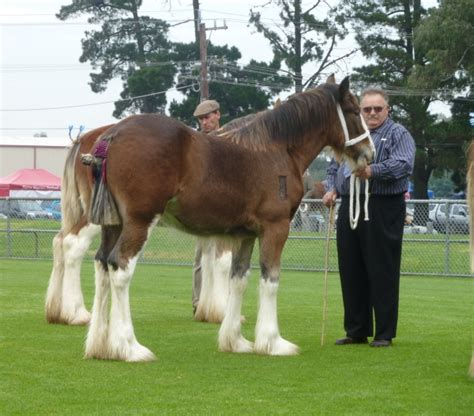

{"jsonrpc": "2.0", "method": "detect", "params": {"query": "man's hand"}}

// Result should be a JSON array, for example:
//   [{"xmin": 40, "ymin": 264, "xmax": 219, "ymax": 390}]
[
  {"xmin": 322, "ymin": 190, "xmax": 337, "ymax": 208},
  {"xmin": 355, "ymin": 165, "xmax": 372, "ymax": 180}
]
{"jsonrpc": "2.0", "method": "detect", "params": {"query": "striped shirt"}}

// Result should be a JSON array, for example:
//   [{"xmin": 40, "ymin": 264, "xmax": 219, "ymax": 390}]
[{"xmin": 326, "ymin": 117, "xmax": 415, "ymax": 196}]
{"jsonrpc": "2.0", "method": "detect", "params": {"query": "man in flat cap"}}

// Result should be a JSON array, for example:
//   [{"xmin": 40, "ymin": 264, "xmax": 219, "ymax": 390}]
[{"xmin": 193, "ymin": 99, "xmax": 221, "ymax": 134}]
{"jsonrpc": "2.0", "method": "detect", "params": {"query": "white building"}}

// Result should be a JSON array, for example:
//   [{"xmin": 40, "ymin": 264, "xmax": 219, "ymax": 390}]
[{"xmin": 0, "ymin": 136, "xmax": 72, "ymax": 178}]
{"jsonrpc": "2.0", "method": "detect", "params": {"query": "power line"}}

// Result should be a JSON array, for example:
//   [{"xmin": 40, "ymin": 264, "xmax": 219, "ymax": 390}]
[
  {"xmin": 0, "ymin": 84, "xmax": 194, "ymax": 112},
  {"xmin": 0, "ymin": 59, "xmax": 200, "ymax": 73}
]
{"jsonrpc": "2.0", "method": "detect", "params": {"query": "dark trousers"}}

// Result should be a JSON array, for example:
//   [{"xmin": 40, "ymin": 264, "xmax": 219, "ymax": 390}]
[{"xmin": 336, "ymin": 194, "xmax": 405, "ymax": 340}]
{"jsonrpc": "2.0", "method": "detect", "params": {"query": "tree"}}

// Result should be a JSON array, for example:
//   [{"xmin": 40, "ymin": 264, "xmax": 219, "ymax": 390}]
[
  {"xmin": 168, "ymin": 42, "xmax": 291, "ymax": 127},
  {"xmin": 413, "ymin": 0, "xmax": 473, "ymax": 193},
  {"xmin": 344, "ymin": 0, "xmax": 472, "ymax": 206},
  {"xmin": 57, "ymin": 0, "xmax": 176, "ymax": 116},
  {"xmin": 59, "ymin": 1, "xmax": 287, "ymax": 126},
  {"xmin": 413, "ymin": 0, "xmax": 473, "ymax": 93},
  {"xmin": 168, "ymin": 0, "xmax": 291, "ymax": 126},
  {"xmin": 249, "ymin": 0, "xmax": 354, "ymax": 92}
]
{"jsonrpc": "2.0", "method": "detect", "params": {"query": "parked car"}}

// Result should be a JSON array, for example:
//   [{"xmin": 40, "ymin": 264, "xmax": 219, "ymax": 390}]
[
  {"xmin": 0, "ymin": 199, "xmax": 53, "ymax": 219},
  {"xmin": 431, "ymin": 202, "xmax": 469, "ymax": 234},
  {"xmin": 40, "ymin": 200, "xmax": 61, "ymax": 220}
]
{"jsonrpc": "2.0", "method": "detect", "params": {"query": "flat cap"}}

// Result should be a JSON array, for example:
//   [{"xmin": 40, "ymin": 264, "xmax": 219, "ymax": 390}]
[{"xmin": 193, "ymin": 100, "xmax": 220, "ymax": 117}]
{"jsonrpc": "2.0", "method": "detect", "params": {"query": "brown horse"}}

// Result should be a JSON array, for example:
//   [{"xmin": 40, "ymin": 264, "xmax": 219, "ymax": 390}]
[
  {"xmin": 84, "ymin": 76, "xmax": 374, "ymax": 362},
  {"xmin": 45, "ymin": 116, "xmax": 260, "ymax": 326}
]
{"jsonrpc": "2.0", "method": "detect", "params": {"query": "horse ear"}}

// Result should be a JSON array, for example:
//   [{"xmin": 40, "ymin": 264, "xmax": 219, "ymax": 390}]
[
  {"xmin": 273, "ymin": 98, "xmax": 282, "ymax": 108},
  {"xmin": 338, "ymin": 76, "xmax": 350, "ymax": 99},
  {"xmin": 326, "ymin": 74, "xmax": 336, "ymax": 84}
]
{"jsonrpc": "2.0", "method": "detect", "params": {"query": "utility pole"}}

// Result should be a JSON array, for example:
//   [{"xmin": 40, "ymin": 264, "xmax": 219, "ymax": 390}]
[
  {"xmin": 199, "ymin": 22, "xmax": 209, "ymax": 100},
  {"xmin": 197, "ymin": 15, "xmax": 227, "ymax": 101},
  {"xmin": 193, "ymin": 0, "xmax": 200, "ymax": 43}
]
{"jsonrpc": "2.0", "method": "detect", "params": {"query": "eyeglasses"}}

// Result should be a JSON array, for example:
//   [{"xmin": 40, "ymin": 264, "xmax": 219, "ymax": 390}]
[{"xmin": 362, "ymin": 106, "xmax": 386, "ymax": 114}]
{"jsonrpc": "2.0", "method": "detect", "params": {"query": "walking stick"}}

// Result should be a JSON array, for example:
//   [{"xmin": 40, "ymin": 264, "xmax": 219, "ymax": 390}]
[{"xmin": 321, "ymin": 202, "xmax": 336, "ymax": 346}]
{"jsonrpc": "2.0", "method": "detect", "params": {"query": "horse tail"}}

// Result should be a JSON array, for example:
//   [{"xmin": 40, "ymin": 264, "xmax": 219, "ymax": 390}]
[
  {"xmin": 61, "ymin": 140, "xmax": 84, "ymax": 234},
  {"xmin": 87, "ymin": 135, "xmax": 121, "ymax": 226}
]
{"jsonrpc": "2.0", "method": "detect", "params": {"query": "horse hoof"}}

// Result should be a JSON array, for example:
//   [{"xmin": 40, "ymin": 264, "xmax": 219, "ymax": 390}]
[
  {"xmin": 219, "ymin": 336, "xmax": 253, "ymax": 354},
  {"xmin": 255, "ymin": 337, "xmax": 300, "ymax": 356},
  {"xmin": 126, "ymin": 343, "xmax": 156, "ymax": 362},
  {"xmin": 69, "ymin": 309, "xmax": 91, "ymax": 326}
]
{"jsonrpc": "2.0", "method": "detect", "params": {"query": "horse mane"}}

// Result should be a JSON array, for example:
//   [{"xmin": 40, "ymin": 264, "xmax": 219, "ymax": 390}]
[
  {"xmin": 216, "ymin": 112, "xmax": 260, "ymax": 136},
  {"xmin": 221, "ymin": 87, "xmax": 335, "ymax": 150}
]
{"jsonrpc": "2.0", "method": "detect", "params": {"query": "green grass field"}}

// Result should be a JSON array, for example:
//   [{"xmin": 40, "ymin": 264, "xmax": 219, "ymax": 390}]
[{"xmin": 0, "ymin": 259, "xmax": 472, "ymax": 415}]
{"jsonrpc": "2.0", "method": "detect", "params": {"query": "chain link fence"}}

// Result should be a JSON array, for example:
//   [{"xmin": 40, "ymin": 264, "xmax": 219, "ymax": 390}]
[{"xmin": 0, "ymin": 197, "xmax": 470, "ymax": 277}]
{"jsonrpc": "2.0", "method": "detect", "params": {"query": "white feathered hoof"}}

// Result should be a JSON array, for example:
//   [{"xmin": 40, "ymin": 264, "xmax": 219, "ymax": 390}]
[
  {"xmin": 254, "ymin": 336, "xmax": 300, "ymax": 356},
  {"xmin": 125, "ymin": 343, "xmax": 157, "ymax": 362},
  {"xmin": 106, "ymin": 335, "xmax": 157, "ymax": 362},
  {"xmin": 218, "ymin": 334, "xmax": 254, "ymax": 354},
  {"xmin": 67, "ymin": 308, "xmax": 91, "ymax": 326},
  {"xmin": 45, "ymin": 307, "xmax": 63, "ymax": 324},
  {"xmin": 84, "ymin": 333, "xmax": 109, "ymax": 361},
  {"xmin": 194, "ymin": 306, "xmax": 224, "ymax": 323}
]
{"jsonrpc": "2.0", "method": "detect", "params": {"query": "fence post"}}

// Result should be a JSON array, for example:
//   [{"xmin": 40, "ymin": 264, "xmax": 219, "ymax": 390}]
[{"xmin": 6, "ymin": 199, "xmax": 12, "ymax": 257}]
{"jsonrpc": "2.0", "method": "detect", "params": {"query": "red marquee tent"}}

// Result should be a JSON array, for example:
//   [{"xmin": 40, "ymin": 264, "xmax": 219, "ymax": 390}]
[{"xmin": 0, "ymin": 168, "xmax": 61, "ymax": 197}]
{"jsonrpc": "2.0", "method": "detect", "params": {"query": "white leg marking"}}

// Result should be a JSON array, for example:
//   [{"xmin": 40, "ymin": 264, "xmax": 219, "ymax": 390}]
[
  {"xmin": 107, "ymin": 254, "xmax": 155, "ymax": 362},
  {"xmin": 254, "ymin": 279, "xmax": 299, "ymax": 356},
  {"xmin": 61, "ymin": 224, "xmax": 100, "ymax": 325},
  {"xmin": 195, "ymin": 237, "xmax": 233, "ymax": 323},
  {"xmin": 210, "ymin": 249, "xmax": 232, "ymax": 322},
  {"xmin": 85, "ymin": 261, "xmax": 111, "ymax": 359},
  {"xmin": 45, "ymin": 233, "xmax": 65, "ymax": 323},
  {"xmin": 194, "ymin": 238, "xmax": 215, "ymax": 322},
  {"xmin": 218, "ymin": 271, "xmax": 253, "ymax": 353}
]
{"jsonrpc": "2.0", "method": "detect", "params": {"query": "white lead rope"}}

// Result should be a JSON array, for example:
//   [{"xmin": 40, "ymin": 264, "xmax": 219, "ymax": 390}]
[
  {"xmin": 349, "ymin": 175, "xmax": 370, "ymax": 230},
  {"xmin": 336, "ymin": 104, "xmax": 375, "ymax": 229}
]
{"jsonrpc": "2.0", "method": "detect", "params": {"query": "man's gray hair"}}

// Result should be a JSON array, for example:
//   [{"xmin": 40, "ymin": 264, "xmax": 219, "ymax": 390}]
[{"xmin": 361, "ymin": 87, "xmax": 389, "ymax": 104}]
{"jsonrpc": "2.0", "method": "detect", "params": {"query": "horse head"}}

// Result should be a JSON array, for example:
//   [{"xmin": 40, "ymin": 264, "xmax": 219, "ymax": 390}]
[{"xmin": 323, "ymin": 75, "xmax": 375, "ymax": 173}]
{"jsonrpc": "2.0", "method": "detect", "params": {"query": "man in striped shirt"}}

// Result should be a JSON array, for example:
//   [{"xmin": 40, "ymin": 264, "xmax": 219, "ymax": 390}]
[{"xmin": 323, "ymin": 87, "xmax": 415, "ymax": 347}]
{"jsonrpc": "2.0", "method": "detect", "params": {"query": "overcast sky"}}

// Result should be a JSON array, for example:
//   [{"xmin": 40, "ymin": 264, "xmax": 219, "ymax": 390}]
[{"xmin": 1, "ymin": 0, "xmax": 440, "ymax": 139}]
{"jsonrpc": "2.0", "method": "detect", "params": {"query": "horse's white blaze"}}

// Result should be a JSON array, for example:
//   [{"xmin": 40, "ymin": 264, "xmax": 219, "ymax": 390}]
[
  {"xmin": 218, "ymin": 271, "xmax": 253, "ymax": 353},
  {"xmin": 60, "ymin": 224, "xmax": 100, "ymax": 324},
  {"xmin": 254, "ymin": 278, "xmax": 299, "ymax": 356},
  {"xmin": 85, "ymin": 261, "xmax": 111, "ymax": 359}
]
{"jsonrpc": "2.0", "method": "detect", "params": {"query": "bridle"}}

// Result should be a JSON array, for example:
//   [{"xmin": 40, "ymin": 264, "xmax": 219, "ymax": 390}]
[{"xmin": 336, "ymin": 104, "xmax": 375, "ymax": 229}]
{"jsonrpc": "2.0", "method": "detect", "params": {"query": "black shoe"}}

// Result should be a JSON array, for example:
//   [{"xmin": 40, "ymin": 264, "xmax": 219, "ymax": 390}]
[
  {"xmin": 369, "ymin": 339, "xmax": 392, "ymax": 347},
  {"xmin": 335, "ymin": 336, "xmax": 368, "ymax": 345}
]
